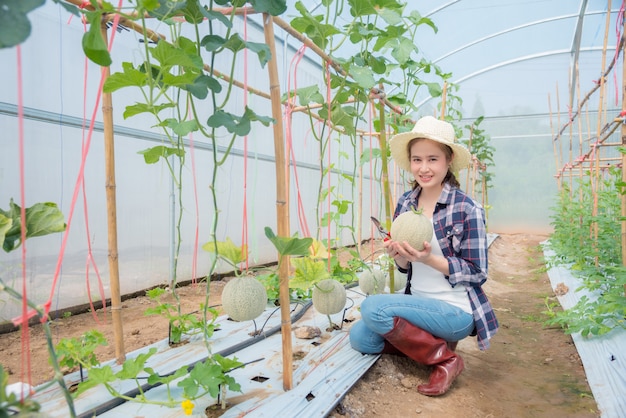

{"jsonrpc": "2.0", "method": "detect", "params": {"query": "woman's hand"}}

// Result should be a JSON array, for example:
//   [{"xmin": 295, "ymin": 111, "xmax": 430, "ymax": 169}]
[
  {"xmin": 383, "ymin": 239, "xmax": 432, "ymax": 268},
  {"xmin": 385, "ymin": 239, "xmax": 450, "ymax": 276}
]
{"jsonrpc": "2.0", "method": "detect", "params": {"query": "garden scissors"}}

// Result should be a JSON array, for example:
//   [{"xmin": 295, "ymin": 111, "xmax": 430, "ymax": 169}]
[{"xmin": 370, "ymin": 216, "xmax": 391, "ymax": 241}]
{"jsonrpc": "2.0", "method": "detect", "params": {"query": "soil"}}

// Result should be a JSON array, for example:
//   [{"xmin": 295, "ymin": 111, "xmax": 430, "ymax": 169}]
[{"xmin": 0, "ymin": 233, "xmax": 601, "ymax": 417}]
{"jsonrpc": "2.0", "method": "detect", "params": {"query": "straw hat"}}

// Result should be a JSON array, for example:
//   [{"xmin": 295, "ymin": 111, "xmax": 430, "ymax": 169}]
[{"xmin": 389, "ymin": 116, "xmax": 471, "ymax": 173}]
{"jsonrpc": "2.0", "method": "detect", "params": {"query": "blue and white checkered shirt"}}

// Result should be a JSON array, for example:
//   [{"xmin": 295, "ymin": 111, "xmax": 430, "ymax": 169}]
[{"xmin": 394, "ymin": 183, "xmax": 499, "ymax": 350}]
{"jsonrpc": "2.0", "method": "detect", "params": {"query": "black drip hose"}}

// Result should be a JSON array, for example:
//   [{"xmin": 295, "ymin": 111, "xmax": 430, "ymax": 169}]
[{"xmin": 76, "ymin": 300, "xmax": 313, "ymax": 418}]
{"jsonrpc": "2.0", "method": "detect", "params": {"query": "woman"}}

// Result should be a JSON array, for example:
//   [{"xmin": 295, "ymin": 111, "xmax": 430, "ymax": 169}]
[{"xmin": 350, "ymin": 116, "xmax": 498, "ymax": 396}]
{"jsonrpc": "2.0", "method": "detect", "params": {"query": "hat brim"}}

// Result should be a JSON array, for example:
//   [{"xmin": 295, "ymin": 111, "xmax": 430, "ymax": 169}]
[{"xmin": 389, "ymin": 131, "xmax": 472, "ymax": 174}]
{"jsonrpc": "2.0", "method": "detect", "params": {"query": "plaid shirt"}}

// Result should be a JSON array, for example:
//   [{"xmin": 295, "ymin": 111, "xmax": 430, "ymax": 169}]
[{"xmin": 394, "ymin": 183, "xmax": 499, "ymax": 350}]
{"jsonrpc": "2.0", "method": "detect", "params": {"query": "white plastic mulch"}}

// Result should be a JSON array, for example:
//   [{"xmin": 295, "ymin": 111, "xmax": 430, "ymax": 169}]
[{"xmin": 543, "ymin": 245, "xmax": 626, "ymax": 418}]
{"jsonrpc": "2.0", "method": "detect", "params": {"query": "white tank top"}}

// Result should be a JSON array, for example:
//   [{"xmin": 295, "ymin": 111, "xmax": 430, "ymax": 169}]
[{"xmin": 409, "ymin": 223, "xmax": 472, "ymax": 314}]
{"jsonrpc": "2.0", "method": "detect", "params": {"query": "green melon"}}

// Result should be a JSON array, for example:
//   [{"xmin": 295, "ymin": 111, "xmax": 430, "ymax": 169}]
[
  {"xmin": 390, "ymin": 208, "xmax": 433, "ymax": 251},
  {"xmin": 386, "ymin": 270, "xmax": 408, "ymax": 292},
  {"xmin": 312, "ymin": 279, "xmax": 346, "ymax": 315},
  {"xmin": 358, "ymin": 268, "xmax": 386, "ymax": 295},
  {"xmin": 221, "ymin": 276, "xmax": 267, "ymax": 321}
]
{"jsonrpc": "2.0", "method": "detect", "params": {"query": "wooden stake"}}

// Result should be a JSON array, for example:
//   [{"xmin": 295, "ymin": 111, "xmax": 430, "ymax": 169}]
[
  {"xmin": 262, "ymin": 13, "xmax": 292, "ymax": 391},
  {"xmin": 100, "ymin": 23, "xmax": 125, "ymax": 364}
]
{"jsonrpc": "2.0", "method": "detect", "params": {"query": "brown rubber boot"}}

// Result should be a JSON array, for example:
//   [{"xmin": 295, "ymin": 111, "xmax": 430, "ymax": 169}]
[{"xmin": 383, "ymin": 317, "xmax": 464, "ymax": 396}]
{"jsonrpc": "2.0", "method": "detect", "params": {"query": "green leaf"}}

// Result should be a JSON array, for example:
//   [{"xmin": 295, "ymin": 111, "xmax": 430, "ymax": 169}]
[
  {"xmin": 81, "ymin": 11, "xmax": 112, "ymax": 67},
  {"xmin": 103, "ymin": 62, "xmax": 149, "ymax": 93},
  {"xmin": 181, "ymin": 0, "xmax": 204, "ymax": 24},
  {"xmin": 290, "ymin": 257, "xmax": 330, "ymax": 289},
  {"xmin": 198, "ymin": 7, "xmax": 232, "ymax": 28},
  {"xmin": 1, "ymin": 200, "xmax": 66, "ymax": 253},
  {"xmin": 250, "ymin": 0, "xmax": 287, "ymax": 16},
  {"xmin": 245, "ymin": 40, "xmax": 271, "ymax": 67},
  {"xmin": 0, "ymin": 215, "xmax": 12, "ymax": 249},
  {"xmin": 138, "ymin": 145, "xmax": 185, "ymax": 164},
  {"xmin": 123, "ymin": 102, "xmax": 176, "ymax": 119},
  {"xmin": 150, "ymin": 41, "xmax": 203, "ymax": 72},
  {"xmin": 349, "ymin": 64, "xmax": 376, "ymax": 90},
  {"xmin": 291, "ymin": 2, "xmax": 340, "ymax": 49},
  {"xmin": 207, "ymin": 107, "xmax": 273, "ymax": 136},
  {"xmin": 201, "ymin": 34, "xmax": 227, "ymax": 52},
  {"xmin": 289, "ymin": 85, "xmax": 324, "ymax": 106},
  {"xmin": 183, "ymin": 74, "xmax": 222, "ymax": 99},
  {"xmin": 115, "ymin": 348, "xmax": 157, "ymax": 380},
  {"xmin": 74, "ymin": 365, "xmax": 116, "ymax": 397},
  {"xmin": 202, "ymin": 237, "xmax": 247, "ymax": 266},
  {"xmin": 0, "ymin": 0, "xmax": 45, "ymax": 48},
  {"xmin": 264, "ymin": 227, "xmax": 312, "ymax": 257},
  {"xmin": 391, "ymin": 36, "xmax": 417, "ymax": 66},
  {"xmin": 160, "ymin": 118, "xmax": 199, "ymax": 136}
]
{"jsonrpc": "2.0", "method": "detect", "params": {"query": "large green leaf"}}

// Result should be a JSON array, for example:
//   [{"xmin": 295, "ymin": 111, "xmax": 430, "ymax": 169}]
[
  {"xmin": 250, "ymin": 0, "xmax": 287, "ymax": 16},
  {"xmin": 150, "ymin": 40, "xmax": 203, "ymax": 72},
  {"xmin": 1, "ymin": 200, "xmax": 66, "ymax": 253},
  {"xmin": 349, "ymin": 64, "xmax": 376, "ymax": 90},
  {"xmin": 138, "ymin": 145, "xmax": 185, "ymax": 164},
  {"xmin": 290, "ymin": 257, "xmax": 329, "ymax": 290},
  {"xmin": 264, "ymin": 227, "xmax": 312, "ymax": 257},
  {"xmin": 0, "ymin": 0, "xmax": 44, "ymax": 49},
  {"xmin": 81, "ymin": 10, "xmax": 112, "ymax": 67},
  {"xmin": 103, "ymin": 62, "xmax": 150, "ymax": 93},
  {"xmin": 202, "ymin": 237, "xmax": 246, "ymax": 266},
  {"xmin": 123, "ymin": 102, "xmax": 176, "ymax": 119}
]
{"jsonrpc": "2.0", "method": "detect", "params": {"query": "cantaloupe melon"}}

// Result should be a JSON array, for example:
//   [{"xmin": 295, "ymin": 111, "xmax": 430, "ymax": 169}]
[
  {"xmin": 358, "ymin": 268, "xmax": 386, "ymax": 295},
  {"xmin": 386, "ymin": 270, "xmax": 408, "ymax": 292},
  {"xmin": 312, "ymin": 279, "xmax": 346, "ymax": 315},
  {"xmin": 390, "ymin": 208, "xmax": 433, "ymax": 251},
  {"xmin": 221, "ymin": 276, "xmax": 267, "ymax": 321}
]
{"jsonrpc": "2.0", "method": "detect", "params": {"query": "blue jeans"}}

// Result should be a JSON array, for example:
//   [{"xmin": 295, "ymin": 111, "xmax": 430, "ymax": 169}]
[{"xmin": 349, "ymin": 294, "xmax": 475, "ymax": 354}]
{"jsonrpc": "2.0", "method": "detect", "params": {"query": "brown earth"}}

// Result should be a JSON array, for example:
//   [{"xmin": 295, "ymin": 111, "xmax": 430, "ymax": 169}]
[{"xmin": 0, "ymin": 233, "xmax": 600, "ymax": 417}]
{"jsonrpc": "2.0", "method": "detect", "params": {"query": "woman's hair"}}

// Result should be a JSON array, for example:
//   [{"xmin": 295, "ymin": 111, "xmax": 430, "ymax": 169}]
[{"xmin": 407, "ymin": 138, "xmax": 461, "ymax": 189}]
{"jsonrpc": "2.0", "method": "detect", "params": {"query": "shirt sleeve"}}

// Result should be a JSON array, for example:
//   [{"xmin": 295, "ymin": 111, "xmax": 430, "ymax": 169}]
[{"xmin": 446, "ymin": 203, "xmax": 488, "ymax": 287}]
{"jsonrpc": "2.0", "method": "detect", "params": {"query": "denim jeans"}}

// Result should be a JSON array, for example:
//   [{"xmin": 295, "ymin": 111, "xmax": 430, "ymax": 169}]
[{"xmin": 349, "ymin": 293, "xmax": 475, "ymax": 354}]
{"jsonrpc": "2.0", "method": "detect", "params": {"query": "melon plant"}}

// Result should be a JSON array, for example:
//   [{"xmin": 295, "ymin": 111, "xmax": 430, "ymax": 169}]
[
  {"xmin": 312, "ymin": 279, "xmax": 346, "ymax": 315},
  {"xmin": 358, "ymin": 268, "xmax": 386, "ymax": 295},
  {"xmin": 221, "ymin": 277, "xmax": 267, "ymax": 322},
  {"xmin": 390, "ymin": 208, "xmax": 433, "ymax": 251}
]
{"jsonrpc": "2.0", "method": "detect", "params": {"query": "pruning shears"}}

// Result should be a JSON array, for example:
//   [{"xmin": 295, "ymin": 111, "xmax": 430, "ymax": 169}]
[{"xmin": 370, "ymin": 216, "xmax": 391, "ymax": 241}]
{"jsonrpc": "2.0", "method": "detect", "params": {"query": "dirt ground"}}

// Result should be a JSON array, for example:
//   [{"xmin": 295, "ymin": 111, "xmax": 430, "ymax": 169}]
[{"xmin": 0, "ymin": 233, "xmax": 600, "ymax": 417}]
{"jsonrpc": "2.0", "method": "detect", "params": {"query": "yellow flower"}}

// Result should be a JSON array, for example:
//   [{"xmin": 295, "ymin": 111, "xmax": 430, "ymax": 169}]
[{"xmin": 181, "ymin": 399, "xmax": 194, "ymax": 416}]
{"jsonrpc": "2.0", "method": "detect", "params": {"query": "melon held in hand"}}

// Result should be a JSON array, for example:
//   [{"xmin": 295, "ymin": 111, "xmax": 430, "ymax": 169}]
[{"xmin": 390, "ymin": 208, "xmax": 433, "ymax": 251}]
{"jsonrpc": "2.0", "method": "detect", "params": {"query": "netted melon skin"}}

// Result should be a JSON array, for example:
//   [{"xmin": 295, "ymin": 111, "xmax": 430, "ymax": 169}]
[
  {"xmin": 221, "ymin": 277, "xmax": 268, "ymax": 322},
  {"xmin": 312, "ymin": 279, "xmax": 346, "ymax": 315}
]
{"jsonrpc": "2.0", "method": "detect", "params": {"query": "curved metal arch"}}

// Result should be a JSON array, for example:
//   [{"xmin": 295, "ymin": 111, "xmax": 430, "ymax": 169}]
[{"xmin": 415, "ymin": 46, "xmax": 616, "ymax": 109}]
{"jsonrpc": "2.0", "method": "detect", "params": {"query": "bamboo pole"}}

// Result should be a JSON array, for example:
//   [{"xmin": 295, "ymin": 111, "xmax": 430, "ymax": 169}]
[
  {"xmin": 377, "ymin": 85, "xmax": 394, "ymax": 292},
  {"xmin": 100, "ymin": 23, "xmax": 125, "ymax": 364},
  {"xmin": 263, "ymin": 13, "xmax": 293, "ymax": 391}
]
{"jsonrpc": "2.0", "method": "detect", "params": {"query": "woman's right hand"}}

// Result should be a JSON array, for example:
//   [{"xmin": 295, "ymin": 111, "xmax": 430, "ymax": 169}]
[{"xmin": 383, "ymin": 239, "xmax": 410, "ymax": 270}]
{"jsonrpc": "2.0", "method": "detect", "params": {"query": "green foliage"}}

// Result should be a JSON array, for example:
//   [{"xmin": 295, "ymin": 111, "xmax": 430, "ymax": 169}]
[
  {"xmin": 145, "ymin": 287, "xmax": 219, "ymax": 344},
  {"xmin": 0, "ymin": 365, "xmax": 41, "ymax": 418},
  {"xmin": 544, "ymin": 167, "xmax": 626, "ymax": 336},
  {"xmin": 1, "ymin": 199, "xmax": 66, "ymax": 253},
  {"xmin": 0, "ymin": 0, "xmax": 46, "ymax": 49},
  {"xmin": 56, "ymin": 330, "xmax": 108, "ymax": 372},
  {"xmin": 55, "ymin": 332, "xmax": 243, "ymax": 407}
]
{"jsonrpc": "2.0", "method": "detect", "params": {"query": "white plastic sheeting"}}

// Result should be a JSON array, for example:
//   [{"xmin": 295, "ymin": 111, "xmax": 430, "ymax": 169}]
[{"xmin": 544, "ymin": 246, "xmax": 626, "ymax": 418}]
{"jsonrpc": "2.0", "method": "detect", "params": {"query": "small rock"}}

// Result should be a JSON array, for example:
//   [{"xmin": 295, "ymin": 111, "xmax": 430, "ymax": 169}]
[
  {"xmin": 400, "ymin": 377, "xmax": 413, "ymax": 388},
  {"xmin": 294, "ymin": 326, "xmax": 321, "ymax": 339}
]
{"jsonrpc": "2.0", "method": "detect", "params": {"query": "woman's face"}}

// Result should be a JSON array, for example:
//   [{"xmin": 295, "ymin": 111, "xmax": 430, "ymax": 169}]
[{"xmin": 408, "ymin": 138, "xmax": 452, "ymax": 191}]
